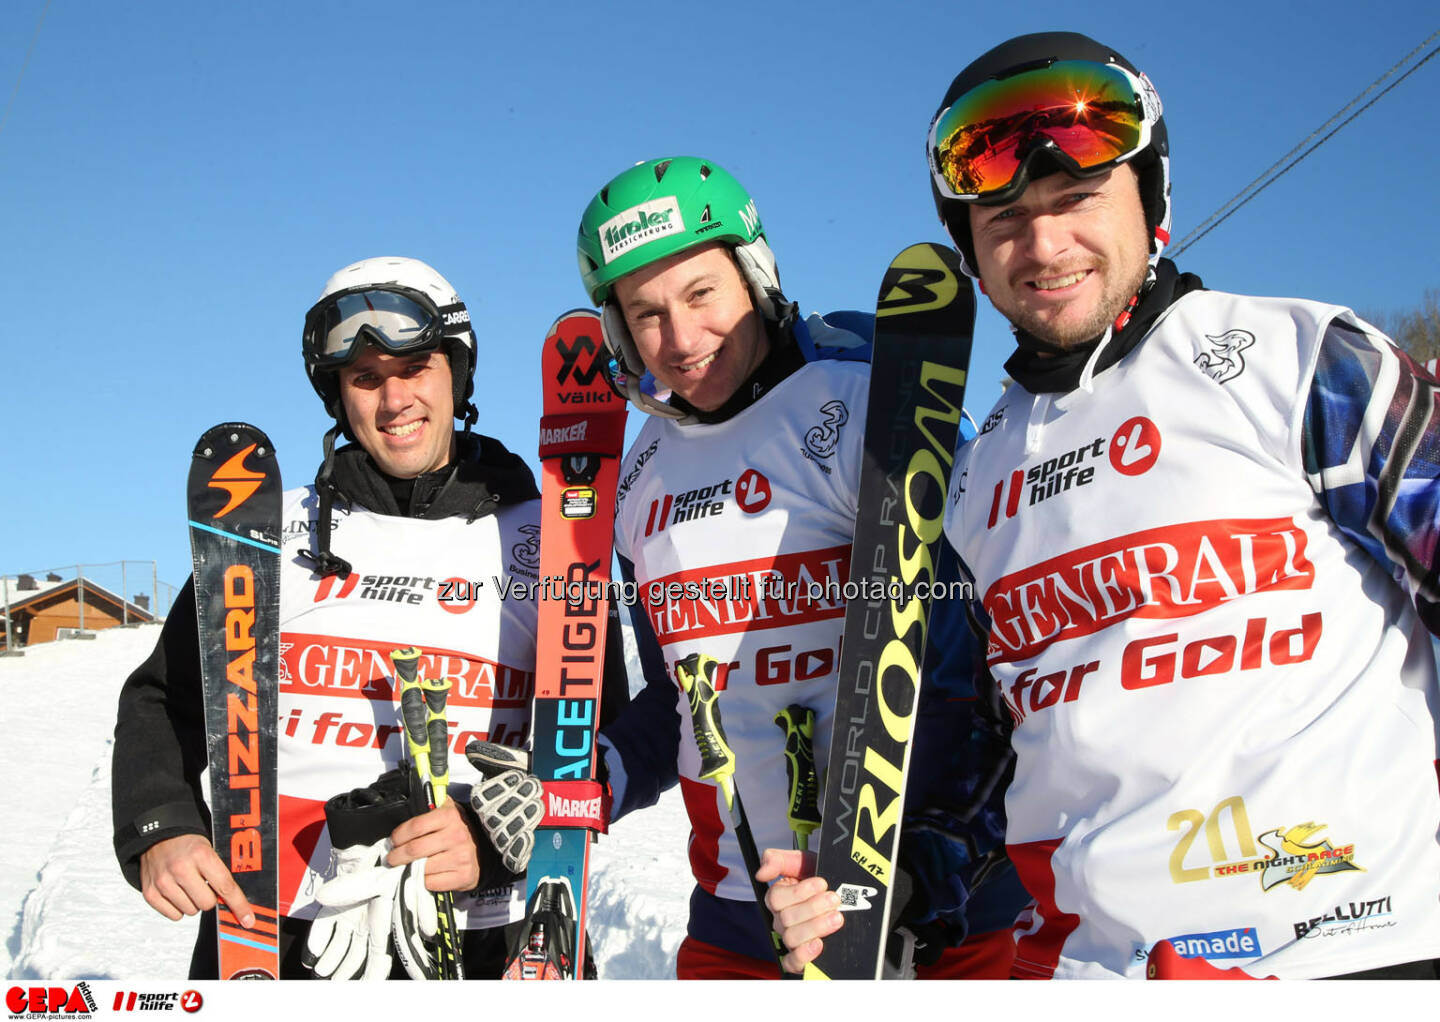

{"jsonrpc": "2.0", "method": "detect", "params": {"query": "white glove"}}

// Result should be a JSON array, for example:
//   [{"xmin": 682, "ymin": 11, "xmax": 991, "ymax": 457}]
[
  {"xmin": 302, "ymin": 839, "xmax": 401, "ymax": 980},
  {"xmin": 467, "ymin": 741, "xmax": 544, "ymax": 874},
  {"xmin": 390, "ymin": 859, "xmax": 440, "ymax": 980}
]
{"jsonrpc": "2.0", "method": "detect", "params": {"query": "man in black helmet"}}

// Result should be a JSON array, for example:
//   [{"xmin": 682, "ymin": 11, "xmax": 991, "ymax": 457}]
[
  {"xmin": 764, "ymin": 32, "xmax": 1440, "ymax": 980},
  {"xmin": 112, "ymin": 256, "xmax": 626, "ymax": 979}
]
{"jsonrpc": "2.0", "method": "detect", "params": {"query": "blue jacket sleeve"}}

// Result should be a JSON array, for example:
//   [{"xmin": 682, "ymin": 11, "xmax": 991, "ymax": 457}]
[
  {"xmin": 899, "ymin": 535, "xmax": 1027, "ymax": 943},
  {"xmin": 598, "ymin": 554, "xmax": 681, "ymax": 820},
  {"xmin": 1303, "ymin": 317, "xmax": 1440, "ymax": 631}
]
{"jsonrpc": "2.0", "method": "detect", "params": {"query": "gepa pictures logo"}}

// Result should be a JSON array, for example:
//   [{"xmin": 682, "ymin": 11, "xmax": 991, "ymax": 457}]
[{"xmin": 6, "ymin": 983, "xmax": 96, "ymax": 1017}]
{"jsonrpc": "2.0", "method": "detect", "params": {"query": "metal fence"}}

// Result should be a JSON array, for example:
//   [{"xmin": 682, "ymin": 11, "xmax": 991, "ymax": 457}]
[{"xmin": 1, "ymin": 561, "xmax": 178, "ymax": 656}]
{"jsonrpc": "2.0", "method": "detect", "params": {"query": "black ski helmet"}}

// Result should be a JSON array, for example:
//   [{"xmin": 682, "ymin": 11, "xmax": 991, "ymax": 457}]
[{"xmin": 928, "ymin": 32, "xmax": 1172, "ymax": 278}]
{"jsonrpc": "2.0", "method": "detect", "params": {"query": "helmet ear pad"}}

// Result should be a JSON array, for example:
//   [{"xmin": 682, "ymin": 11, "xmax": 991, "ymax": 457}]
[
  {"xmin": 598, "ymin": 301, "xmax": 687, "ymax": 421},
  {"xmin": 732, "ymin": 236, "xmax": 793, "ymax": 323}
]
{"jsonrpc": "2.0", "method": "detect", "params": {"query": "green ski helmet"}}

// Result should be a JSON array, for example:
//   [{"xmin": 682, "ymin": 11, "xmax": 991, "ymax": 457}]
[{"xmin": 577, "ymin": 156, "xmax": 793, "ymax": 419}]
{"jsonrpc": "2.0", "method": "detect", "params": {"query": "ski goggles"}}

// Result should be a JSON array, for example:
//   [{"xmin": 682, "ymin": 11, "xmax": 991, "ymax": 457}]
[
  {"xmin": 302, "ymin": 284, "xmax": 470, "ymax": 370},
  {"xmin": 928, "ymin": 59, "xmax": 1160, "ymax": 204}
]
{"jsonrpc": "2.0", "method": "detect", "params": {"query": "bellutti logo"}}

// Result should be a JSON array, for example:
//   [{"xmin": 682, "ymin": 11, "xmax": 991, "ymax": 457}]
[
  {"xmin": 6, "ymin": 983, "xmax": 96, "ymax": 1017},
  {"xmin": 1294, "ymin": 895, "xmax": 1395, "ymax": 939},
  {"xmin": 599, "ymin": 197, "xmax": 684, "ymax": 263}
]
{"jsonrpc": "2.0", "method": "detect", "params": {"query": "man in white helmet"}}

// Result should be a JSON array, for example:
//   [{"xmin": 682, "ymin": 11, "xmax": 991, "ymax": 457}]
[
  {"xmin": 112, "ymin": 257, "xmax": 627, "ymax": 979},
  {"xmin": 765, "ymin": 31, "xmax": 1440, "ymax": 980}
]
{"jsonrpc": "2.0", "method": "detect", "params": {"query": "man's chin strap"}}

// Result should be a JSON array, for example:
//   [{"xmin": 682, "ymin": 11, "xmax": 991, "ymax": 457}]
[{"xmin": 296, "ymin": 422, "xmax": 354, "ymax": 580}]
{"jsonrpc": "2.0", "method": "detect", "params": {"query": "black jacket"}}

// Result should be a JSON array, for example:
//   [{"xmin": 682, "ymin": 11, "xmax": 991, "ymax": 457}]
[{"xmin": 111, "ymin": 431, "xmax": 629, "ymax": 977}]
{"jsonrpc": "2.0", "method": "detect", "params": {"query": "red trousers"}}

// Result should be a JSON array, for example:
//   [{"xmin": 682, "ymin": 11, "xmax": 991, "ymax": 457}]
[{"xmin": 676, "ymin": 926, "xmax": 1015, "ymax": 980}]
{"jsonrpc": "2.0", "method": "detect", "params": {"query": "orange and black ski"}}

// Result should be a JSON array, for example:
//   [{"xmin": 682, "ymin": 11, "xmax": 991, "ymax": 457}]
[
  {"xmin": 504, "ymin": 311, "xmax": 627, "ymax": 980},
  {"xmin": 187, "ymin": 423, "xmax": 282, "ymax": 979}
]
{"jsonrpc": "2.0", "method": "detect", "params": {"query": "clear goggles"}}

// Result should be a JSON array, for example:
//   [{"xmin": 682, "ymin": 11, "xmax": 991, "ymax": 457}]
[
  {"xmin": 928, "ymin": 59, "xmax": 1159, "ymax": 204},
  {"xmin": 302, "ymin": 284, "xmax": 468, "ymax": 369}
]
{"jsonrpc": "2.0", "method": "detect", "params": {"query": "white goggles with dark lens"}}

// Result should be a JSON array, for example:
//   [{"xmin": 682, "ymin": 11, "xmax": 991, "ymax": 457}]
[{"xmin": 303, "ymin": 285, "xmax": 468, "ymax": 369}]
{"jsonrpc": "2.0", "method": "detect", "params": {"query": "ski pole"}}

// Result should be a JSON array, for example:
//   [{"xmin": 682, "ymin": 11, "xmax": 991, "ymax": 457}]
[
  {"xmin": 391, "ymin": 647, "xmax": 464, "ymax": 980},
  {"xmin": 773, "ymin": 705, "xmax": 820, "ymax": 852},
  {"xmin": 674, "ymin": 652, "xmax": 792, "ymax": 978}
]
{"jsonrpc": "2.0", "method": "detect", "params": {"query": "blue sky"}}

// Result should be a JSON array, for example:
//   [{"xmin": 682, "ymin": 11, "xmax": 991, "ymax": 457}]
[{"xmin": 3, "ymin": 0, "xmax": 1437, "ymax": 598}]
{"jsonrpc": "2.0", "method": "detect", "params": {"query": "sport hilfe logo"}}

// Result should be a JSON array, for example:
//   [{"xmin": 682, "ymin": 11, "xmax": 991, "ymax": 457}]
[
  {"xmin": 207, "ymin": 444, "xmax": 267, "ymax": 518},
  {"xmin": 736, "ymin": 469, "xmax": 771, "ymax": 513},
  {"xmin": 986, "ymin": 418, "xmax": 1162, "ymax": 528}
]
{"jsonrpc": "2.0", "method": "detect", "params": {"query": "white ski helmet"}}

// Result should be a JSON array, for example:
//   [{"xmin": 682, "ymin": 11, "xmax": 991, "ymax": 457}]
[{"xmin": 302, "ymin": 256, "xmax": 478, "ymax": 426}]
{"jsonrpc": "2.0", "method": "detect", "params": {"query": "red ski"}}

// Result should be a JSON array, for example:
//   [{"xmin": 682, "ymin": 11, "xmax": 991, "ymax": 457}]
[{"xmin": 505, "ymin": 310, "xmax": 627, "ymax": 979}]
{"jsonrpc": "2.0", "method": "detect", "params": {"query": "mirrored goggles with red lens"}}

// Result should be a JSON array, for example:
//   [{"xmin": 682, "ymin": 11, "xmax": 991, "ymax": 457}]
[
  {"xmin": 929, "ymin": 59, "xmax": 1159, "ymax": 204},
  {"xmin": 302, "ymin": 284, "xmax": 468, "ymax": 370}
]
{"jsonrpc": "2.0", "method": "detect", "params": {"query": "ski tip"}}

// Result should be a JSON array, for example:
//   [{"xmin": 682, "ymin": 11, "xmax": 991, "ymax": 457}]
[
  {"xmin": 546, "ymin": 308, "xmax": 602, "ymax": 336},
  {"xmin": 192, "ymin": 422, "xmax": 276, "ymax": 459},
  {"xmin": 876, "ymin": 243, "xmax": 970, "ymax": 321}
]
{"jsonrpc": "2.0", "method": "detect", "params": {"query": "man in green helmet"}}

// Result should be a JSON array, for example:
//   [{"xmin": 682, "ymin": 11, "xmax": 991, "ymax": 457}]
[{"xmin": 472, "ymin": 155, "xmax": 1024, "ymax": 978}]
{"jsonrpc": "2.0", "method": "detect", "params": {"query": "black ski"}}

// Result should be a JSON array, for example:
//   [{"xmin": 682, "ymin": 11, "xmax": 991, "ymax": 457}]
[
  {"xmin": 187, "ymin": 422, "xmax": 283, "ymax": 979},
  {"xmin": 806, "ymin": 244, "xmax": 974, "ymax": 980}
]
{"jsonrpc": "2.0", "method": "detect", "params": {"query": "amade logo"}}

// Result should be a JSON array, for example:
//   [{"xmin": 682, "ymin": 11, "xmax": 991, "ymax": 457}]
[
  {"xmin": 599, "ymin": 197, "xmax": 684, "ymax": 263},
  {"xmin": 208, "ymin": 444, "xmax": 266, "ymax": 518},
  {"xmin": 1160, "ymin": 927, "xmax": 1262, "ymax": 961}
]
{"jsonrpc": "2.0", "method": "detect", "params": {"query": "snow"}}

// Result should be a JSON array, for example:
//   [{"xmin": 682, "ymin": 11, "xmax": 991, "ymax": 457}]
[
  {"xmin": 0, "ymin": 628, "xmax": 1407, "ymax": 1015},
  {"xmin": 0, "ymin": 624, "xmax": 692, "ymax": 981}
]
